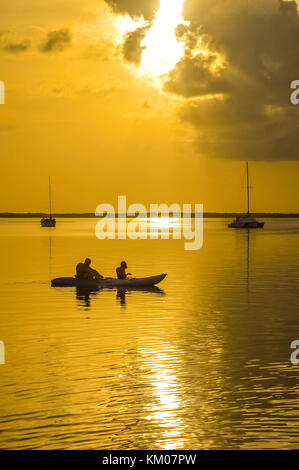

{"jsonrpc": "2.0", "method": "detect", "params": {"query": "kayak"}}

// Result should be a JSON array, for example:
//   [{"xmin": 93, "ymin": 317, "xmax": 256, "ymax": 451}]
[{"xmin": 51, "ymin": 274, "xmax": 167, "ymax": 289}]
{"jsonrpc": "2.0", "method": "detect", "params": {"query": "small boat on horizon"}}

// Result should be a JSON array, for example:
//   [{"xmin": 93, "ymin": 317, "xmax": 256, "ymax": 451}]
[
  {"xmin": 228, "ymin": 162, "xmax": 264, "ymax": 229},
  {"xmin": 40, "ymin": 176, "xmax": 56, "ymax": 227}
]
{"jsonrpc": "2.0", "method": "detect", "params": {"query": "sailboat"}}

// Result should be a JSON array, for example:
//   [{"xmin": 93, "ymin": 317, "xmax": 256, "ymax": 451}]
[
  {"xmin": 228, "ymin": 162, "xmax": 264, "ymax": 229},
  {"xmin": 40, "ymin": 177, "xmax": 56, "ymax": 227}
]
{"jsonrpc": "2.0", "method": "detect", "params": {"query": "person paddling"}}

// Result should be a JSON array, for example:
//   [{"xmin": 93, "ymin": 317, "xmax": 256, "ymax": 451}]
[
  {"xmin": 76, "ymin": 258, "xmax": 103, "ymax": 280},
  {"xmin": 116, "ymin": 261, "xmax": 132, "ymax": 280}
]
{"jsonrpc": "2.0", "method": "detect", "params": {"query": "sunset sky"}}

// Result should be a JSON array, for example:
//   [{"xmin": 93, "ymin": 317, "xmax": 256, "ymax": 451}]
[{"xmin": 1, "ymin": 0, "xmax": 299, "ymax": 213}]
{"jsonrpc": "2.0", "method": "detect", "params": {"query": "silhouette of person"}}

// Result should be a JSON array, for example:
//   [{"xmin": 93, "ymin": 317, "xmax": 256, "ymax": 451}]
[
  {"xmin": 76, "ymin": 258, "xmax": 103, "ymax": 280},
  {"xmin": 116, "ymin": 261, "xmax": 132, "ymax": 279}
]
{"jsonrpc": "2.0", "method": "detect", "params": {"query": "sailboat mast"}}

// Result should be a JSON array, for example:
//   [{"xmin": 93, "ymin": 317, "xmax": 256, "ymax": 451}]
[
  {"xmin": 246, "ymin": 162, "xmax": 250, "ymax": 214},
  {"xmin": 49, "ymin": 176, "xmax": 52, "ymax": 219}
]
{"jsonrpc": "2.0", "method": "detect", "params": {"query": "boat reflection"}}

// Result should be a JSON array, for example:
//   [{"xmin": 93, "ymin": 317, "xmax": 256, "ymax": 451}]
[
  {"xmin": 116, "ymin": 286, "xmax": 165, "ymax": 309},
  {"xmin": 76, "ymin": 285, "xmax": 165, "ymax": 309},
  {"xmin": 76, "ymin": 287, "xmax": 101, "ymax": 308}
]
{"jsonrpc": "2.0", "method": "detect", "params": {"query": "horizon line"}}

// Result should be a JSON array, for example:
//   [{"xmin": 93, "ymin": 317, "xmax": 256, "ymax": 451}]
[{"xmin": 0, "ymin": 212, "xmax": 298, "ymax": 218}]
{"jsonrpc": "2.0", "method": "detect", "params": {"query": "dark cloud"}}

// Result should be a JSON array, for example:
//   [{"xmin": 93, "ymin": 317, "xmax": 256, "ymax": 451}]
[
  {"xmin": 104, "ymin": 0, "xmax": 160, "ymax": 20},
  {"xmin": 165, "ymin": 53, "xmax": 230, "ymax": 98},
  {"xmin": 183, "ymin": 0, "xmax": 280, "ymax": 23},
  {"xmin": 122, "ymin": 26, "xmax": 148, "ymax": 64},
  {"xmin": 41, "ymin": 28, "xmax": 71, "ymax": 53},
  {"xmin": 164, "ymin": 0, "xmax": 299, "ymax": 161},
  {"xmin": 3, "ymin": 40, "xmax": 31, "ymax": 54},
  {"xmin": 279, "ymin": 0, "xmax": 298, "ymax": 15},
  {"xmin": 105, "ymin": 0, "xmax": 299, "ymax": 160},
  {"xmin": 180, "ymin": 98, "xmax": 299, "ymax": 160}
]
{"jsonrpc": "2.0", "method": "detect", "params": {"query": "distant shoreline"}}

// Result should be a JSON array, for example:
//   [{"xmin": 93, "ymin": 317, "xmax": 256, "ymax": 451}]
[{"xmin": 0, "ymin": 213, "xmax": 298, "ymax": 218}]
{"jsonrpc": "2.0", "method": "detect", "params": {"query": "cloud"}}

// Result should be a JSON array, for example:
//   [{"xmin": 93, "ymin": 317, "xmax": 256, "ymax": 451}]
[
  {"xmin": 103, "ymin": 0, "xmax": 299, "ymax": 160},
  {"xmin": 279, "ymin": 0, "xmax": 298, "ymax": 15},
  {"xmin": 3, "ymin": 40, "xmax": 31, "ymax": 54},
  {"xmin": 103, "ymin": 0, "xmax": 160, "ymax": 20},
  {"xmin": 163, "ymin": 0, "xmax": 299, "ymax": 161},
  {"xmin": 165, "ymin": 53, "xmax": 230, "ymax": 98},
  {"xmin": 41, "ymin": 28, "xmax": 71, "ymax": 53},
  {"xmin": 122, "ymin": 26, "xmax": 148, "ymax": 64},
  {"xmin": 180, "ymin": 99, "xmax": 299, "ymax": 160}
]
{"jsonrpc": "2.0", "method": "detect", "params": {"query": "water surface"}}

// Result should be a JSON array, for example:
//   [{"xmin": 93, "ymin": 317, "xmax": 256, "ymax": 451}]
[{"xmin": 0, "ymin": 217, "xmax": 299, "ymax": 449}]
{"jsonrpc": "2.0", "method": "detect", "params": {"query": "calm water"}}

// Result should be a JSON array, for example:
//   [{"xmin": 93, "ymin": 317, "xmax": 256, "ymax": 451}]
[{"xmin": 0, "ymin": 217, "xmax": 299, "ymax": 449}]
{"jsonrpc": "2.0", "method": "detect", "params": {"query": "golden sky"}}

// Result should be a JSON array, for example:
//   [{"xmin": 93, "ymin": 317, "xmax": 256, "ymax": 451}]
[{"xmin": 0, "ymin": 0, "xmax": 299, "ymax": 213}]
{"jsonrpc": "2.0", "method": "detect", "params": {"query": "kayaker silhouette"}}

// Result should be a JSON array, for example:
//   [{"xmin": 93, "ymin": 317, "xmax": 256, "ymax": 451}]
[
  {"xmin": 116, "ymin": 261, "xmax": 132, "ymax": 279},
  {"xmin": 76, "ymin": 258, "xmax": 103, "ymax": 280}
]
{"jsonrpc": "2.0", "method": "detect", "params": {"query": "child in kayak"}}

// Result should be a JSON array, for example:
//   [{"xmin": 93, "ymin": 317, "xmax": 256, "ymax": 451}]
[{"xmin": 116, "ymin": 261, "xmax": 132, "ymax": 279}]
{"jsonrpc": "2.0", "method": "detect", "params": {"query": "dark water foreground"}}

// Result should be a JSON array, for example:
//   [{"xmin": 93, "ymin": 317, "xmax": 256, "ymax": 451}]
[{"xmin": 0, "ymin": 218, "xmax": 299, "ymax": 449}]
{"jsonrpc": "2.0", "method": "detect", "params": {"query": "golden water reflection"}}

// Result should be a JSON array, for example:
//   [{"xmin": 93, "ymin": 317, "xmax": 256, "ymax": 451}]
[
  {"xmin": 141, "ymin": 347, "xmax": 185, "ymax": 449},
  {"xmin": 0, "ymin": 218, "xmax": 299, "ymax": 449}
]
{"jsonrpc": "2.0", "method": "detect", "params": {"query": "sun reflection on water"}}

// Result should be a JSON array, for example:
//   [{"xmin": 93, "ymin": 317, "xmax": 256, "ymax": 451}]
[{"xmin": 141, "ymin": 348, "xmax": 186, "ymax": 449}]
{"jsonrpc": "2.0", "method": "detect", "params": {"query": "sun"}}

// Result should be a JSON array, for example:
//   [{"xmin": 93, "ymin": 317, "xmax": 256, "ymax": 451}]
[
  {"xmin": 115, "ymin": 0, "xmax": 188, "ymax": 82},
  {"xmin": 140, "ymin": 0, "xmax": 187, "ymax": 78}
]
